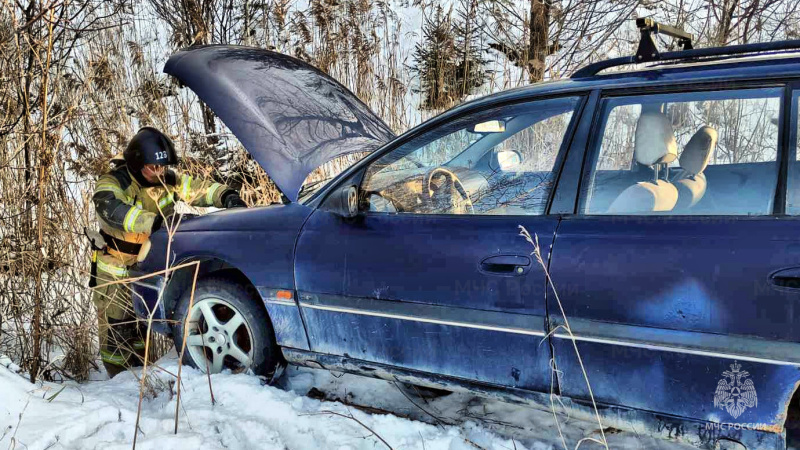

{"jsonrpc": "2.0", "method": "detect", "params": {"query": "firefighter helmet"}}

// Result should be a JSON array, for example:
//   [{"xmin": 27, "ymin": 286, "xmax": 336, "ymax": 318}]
[{"xmin": 123, "ymin": 127, "xmax": 178, "ymax": 176}]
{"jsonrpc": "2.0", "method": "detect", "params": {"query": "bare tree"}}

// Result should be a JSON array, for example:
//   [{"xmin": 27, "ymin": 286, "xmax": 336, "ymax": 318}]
[
  {"xmin": 1, "ymin": 0, "xmax": 130, "ymax": 381},
  {"xmin": 483, "ymin": 0, "xmax": 638, "ymax": 82}
]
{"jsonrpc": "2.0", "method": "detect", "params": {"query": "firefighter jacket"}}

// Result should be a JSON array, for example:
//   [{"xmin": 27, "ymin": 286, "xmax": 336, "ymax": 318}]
[{"xmin": 92, "ymin": 164, "xmax": 232, "ymax": 274}]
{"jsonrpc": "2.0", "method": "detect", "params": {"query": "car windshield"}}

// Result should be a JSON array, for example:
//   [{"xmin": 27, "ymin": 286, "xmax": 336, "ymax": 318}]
[
  {"xmin": 297, "ymin": 177, "xmax": 333, "ymax": 201},
  {"xmin": 297, "ymin": 151, "xmax": 372, "ymax": 202}
]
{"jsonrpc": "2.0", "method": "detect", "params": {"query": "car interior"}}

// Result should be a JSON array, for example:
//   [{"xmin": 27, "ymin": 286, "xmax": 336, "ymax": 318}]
[
  {"xmin": 583, "ymin": 92, "xmax": 781, "ymax": 216},
  {"xmin": 362, "ymin": 99, "xmax": 578, "ymax": 216},
  {"xmin": 361, "ymin": 91, "xmax": 781, "ymax": 217}
]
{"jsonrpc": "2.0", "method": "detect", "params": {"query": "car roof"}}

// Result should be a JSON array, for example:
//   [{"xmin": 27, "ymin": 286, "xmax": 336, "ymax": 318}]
[{"xmin": 444, "ymin": 54, "xmax": 800, "ymax": 120}]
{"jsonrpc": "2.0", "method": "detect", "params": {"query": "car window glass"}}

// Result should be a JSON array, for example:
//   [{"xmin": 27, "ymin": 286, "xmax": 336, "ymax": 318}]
[
  {"xmin": 787, "ymin": 91, "xmax": 800, "ymax": 214},
  {"xmin": 581, "ymin": 88, "xmax": 782, "ymax": 216},
  {"xmin": 596, "ymin": 104, "xmax": 642, "ymax": 171},
  {"xmin": 361, "ymin": 97, "xmax": 580, "ymax": 216},
  {"xmin": 299, "ymin": 152, "xmax": 371, "ymax": 201}
]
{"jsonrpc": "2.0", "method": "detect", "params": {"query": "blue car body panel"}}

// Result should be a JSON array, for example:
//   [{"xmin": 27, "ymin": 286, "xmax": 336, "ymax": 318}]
[
  {"xmin": 133, "ymin": 48, "xmax": 800, "ymax": 448},
  {"xmin": 552, "ymin": 339, "xmax": 800, "ymax": 432},
  {"xmin": 141, "ymin": 205, "xmax": 309, "ymax": 290},
  {"xmin": 135, "ymin": 203, "xmax": 313, "ymax": 350},
  {"xmin": 548, "ymin": 216, "xmax": 800, "ymax": 431},
  {"xmin": 295, "ymin": 209, "xmax": 557, "ymax": 390},
  {"xmin": 549, "ymin": 217, "xmax": 800, "ymax": 341}
]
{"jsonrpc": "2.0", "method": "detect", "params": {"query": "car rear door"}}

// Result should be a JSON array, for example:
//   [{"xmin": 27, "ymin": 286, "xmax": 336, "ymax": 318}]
[
  {"xmin": 547, "ymin": 84, "xmax": 800, "ymax": 432},
  {"xmin": 294, "ymin": 94, "xmax": 588, "ymax": 392}
]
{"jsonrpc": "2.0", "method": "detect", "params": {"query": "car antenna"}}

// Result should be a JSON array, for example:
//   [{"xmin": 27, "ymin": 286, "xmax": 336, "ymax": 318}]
[{"xmin": 635, "ymin": 18, "xmax": 694, "ymax": 63}]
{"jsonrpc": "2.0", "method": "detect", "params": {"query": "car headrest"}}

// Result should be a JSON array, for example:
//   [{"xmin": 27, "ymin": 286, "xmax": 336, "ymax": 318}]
[
  {"xmin": 634, "ymin": 112, "xmax": 678, "ymax": 166},
  {"xmin": 680, "ymin": 126, "xmax": 717, "ymax": 176}
]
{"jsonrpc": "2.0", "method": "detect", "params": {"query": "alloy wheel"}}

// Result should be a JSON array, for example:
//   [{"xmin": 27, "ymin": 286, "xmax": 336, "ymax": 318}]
[{"xmin": 186, "ymin": 297, "xmax": 254, "ymax": 374}]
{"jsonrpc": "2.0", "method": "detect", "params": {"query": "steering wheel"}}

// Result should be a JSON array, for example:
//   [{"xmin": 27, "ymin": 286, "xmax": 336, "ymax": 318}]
[{"xmin": 424, "ymin": 168, "xmax": 474, "ymax": 214}]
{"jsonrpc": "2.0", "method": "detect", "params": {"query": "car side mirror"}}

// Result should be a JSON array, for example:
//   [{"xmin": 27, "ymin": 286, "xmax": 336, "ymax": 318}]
[
  {"xmin": 321, "ymin": 184, "xmax": 360, "ymax": 218},
  {"xmin": 489, "ymin": 150, "xmax": 522, "ymax": 171}
]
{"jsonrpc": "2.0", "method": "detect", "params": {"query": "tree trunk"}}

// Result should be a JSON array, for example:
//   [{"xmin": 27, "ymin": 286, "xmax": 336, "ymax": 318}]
[
  {"xmin": 715, "ymin": 0, "xmax": 738, "ymax": 45},
  {"xmin": 32, "ymin": 4, "xmax": 55, "ymax": 383},
  {"xmin": 461, "ymin": 0, "xmax": 474, "ymax": 95},
  {"xmin": 201, "ymin": 103, "xmax": 219, "ymax": 148},
  {"xmin": 528, "ymin": 0, "xmax": 551, "ymax": 82}
]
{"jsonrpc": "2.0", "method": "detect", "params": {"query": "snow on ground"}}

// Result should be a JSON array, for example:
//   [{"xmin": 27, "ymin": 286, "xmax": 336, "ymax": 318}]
[{"xmin": 0, "ymin": 352, "xmax": 695, "ymax": 450}]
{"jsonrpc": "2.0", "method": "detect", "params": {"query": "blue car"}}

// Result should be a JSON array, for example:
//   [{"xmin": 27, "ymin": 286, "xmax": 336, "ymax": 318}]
[{"xmin": 133, "ymin": 26, "xmax": 800, "ymax": 450}]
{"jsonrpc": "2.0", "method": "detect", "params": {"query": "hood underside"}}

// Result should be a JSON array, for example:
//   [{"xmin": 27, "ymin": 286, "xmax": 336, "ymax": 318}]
[{"xmin": 164, "ymin": 45, "xmax": 395, "ymax": 201}]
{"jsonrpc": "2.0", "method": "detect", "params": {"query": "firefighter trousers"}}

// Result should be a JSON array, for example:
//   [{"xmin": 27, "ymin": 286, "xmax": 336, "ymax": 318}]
[{"xmin": 91, "ymin": 260, "xmax": 146, "ymax": 377}]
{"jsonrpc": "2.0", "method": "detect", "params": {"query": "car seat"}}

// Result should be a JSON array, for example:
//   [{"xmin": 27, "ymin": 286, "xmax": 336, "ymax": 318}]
[
  {"xmin": 672, "ymin": 126, "xmax": 717, "ymax": 211},
  {"xmin": 607, "ymin": 112, "xmax": 679, "ymax": 214}
]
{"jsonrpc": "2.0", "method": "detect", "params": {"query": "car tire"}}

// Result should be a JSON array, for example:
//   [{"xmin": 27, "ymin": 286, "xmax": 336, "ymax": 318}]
[
  {"xmin": 172, "ymin": 276, "xmax": 284, "ymax": 381},
  {"xmin": 787, "ymin": 395, "xmax": 800, "ymax": 448}
]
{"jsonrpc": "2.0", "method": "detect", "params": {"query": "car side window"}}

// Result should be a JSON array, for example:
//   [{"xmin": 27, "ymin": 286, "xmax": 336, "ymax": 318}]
[
  {"xmin": 361, "ymin": 96, "xmax": 580, "ymax": 216},
  {"xmin": 581, "ymin": 88, "xmax": 782, "ymax": 216},
  {"xmin": 787, "ymin": 91, "xmax": 800, "ymax": 214}
]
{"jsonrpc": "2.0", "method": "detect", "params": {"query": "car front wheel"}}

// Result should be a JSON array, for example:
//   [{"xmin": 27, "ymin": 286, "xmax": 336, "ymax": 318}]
[{"xmin": 172, "ymin": 277, "xmax": 283, "ymax": 380}]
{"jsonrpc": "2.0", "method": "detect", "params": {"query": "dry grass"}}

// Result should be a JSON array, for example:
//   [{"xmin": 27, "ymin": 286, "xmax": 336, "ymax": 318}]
[{"xmin": 0, "ymin": 1, "xmax": 407, "ymax": 382}]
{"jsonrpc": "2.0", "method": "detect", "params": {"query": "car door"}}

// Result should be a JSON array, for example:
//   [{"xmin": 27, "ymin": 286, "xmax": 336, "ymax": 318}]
[
  {"xmin": 548, "ymin": 85, "xmax": 800, "ymax": 431},
  {"xmin": 294, "ymin": 95, "xmax": 586, "ymax": 392}
]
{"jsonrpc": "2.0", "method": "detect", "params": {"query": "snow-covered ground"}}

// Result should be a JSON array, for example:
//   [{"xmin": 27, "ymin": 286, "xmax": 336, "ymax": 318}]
[{"xmin": 0, "ymin": 352, "xmax": 697, "ymax": 450}]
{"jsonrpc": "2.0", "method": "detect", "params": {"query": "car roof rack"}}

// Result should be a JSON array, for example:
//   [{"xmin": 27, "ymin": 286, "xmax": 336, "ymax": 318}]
[{"xmin": 571, "ymin": 18, "xmax": 800, "ymax": 78}]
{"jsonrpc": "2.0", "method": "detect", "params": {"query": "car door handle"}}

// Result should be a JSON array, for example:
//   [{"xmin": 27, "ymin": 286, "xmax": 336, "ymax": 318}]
[
  {"xmin": 769, "ymin": 267, "xmax": 800, "ymax": 289},
  {"xmin": 480, "ymin": 255, "xmax": 531, "ymax": 276}
]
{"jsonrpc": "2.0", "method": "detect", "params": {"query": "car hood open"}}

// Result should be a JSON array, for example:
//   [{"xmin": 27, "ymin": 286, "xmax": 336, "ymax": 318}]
[{"xmin": 164, "ymin": 45, "xmax": 395, "ymax": 201}]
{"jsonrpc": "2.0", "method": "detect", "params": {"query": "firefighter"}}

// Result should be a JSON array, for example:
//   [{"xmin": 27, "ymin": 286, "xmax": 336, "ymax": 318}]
[{"xmin": 90, "ymin": 127, "xmax": 246, "ymax": 377}]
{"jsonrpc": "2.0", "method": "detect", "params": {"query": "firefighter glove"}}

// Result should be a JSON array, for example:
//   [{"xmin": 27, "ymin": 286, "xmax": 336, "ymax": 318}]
[{"xmin": 222, "ymin": 191, "xmax": 247, "ymax": 208}]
